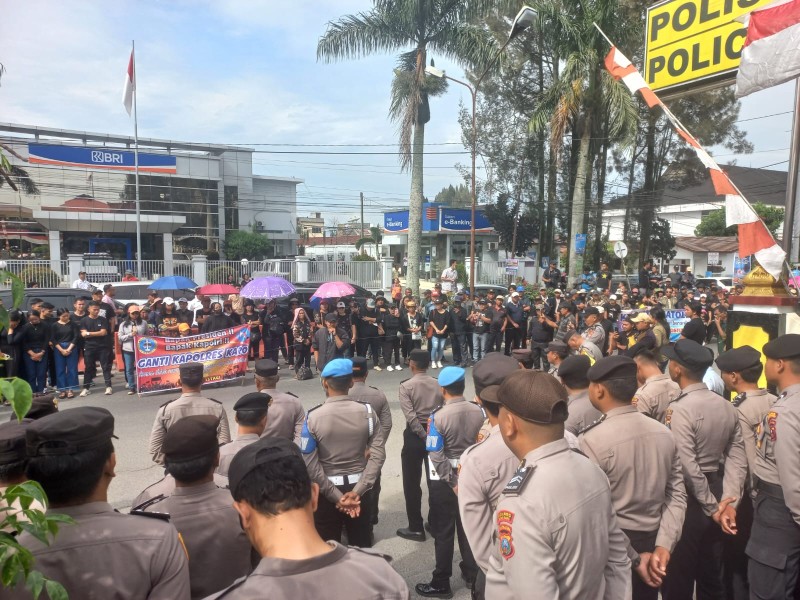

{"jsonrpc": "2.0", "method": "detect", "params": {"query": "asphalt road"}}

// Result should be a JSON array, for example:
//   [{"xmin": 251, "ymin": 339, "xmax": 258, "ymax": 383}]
[{"xmin": 0, "ymin": 363, "xmax": 479, "ymax": 600}]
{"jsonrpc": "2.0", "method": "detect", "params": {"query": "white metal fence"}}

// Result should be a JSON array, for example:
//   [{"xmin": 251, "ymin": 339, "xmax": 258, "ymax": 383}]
[
  {"xmin": 307, "ymin": 260, "xmax": 382, "ymax": 289},
  {"xmin": 475, "ymin": 260, "xmax": 508, "ymax": 285},
  {"xmin": 1, "ymin": 260, "xmax": 69, "ymax": 287}
]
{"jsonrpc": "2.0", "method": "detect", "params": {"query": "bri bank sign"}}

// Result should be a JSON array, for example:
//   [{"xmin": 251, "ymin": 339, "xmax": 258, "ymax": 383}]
[{"xmin": 28, "ymin": 144, "xmax": 177, "ymax": 174}]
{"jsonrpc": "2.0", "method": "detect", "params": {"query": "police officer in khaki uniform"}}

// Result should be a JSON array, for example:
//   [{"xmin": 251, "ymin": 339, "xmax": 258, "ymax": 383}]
[
  {"xmin": 136, "ymin": 416, "xmax": 252, "ymax": 599},
  {"xmin": 660, "ymin": 339, "xmax": 748, "ymax": 600},
  {"xmin": 560, "ymin": 355, "xmax": 602, "ymax": 435},
  {"xmin": 254, "ymin": 359, "xmax": 304, "ymax": 441},
  {"xmin": 485, "ymin": 370, "xmax": 631, "ymax": 599},
  {"xmin": 579, "ymin": 355, "xmax": 687, "ymax": 600},
  {"xmin": 299, "ymin": 358, "xmax": 385, "ymax": 547},
  {"xmin": 206, "ymin": 436, "xmax": 409, "ymax": 599},
  {"xmin": 349, "ymin": 356, "xmax": 392, "ymax": 527},
  {"xmin": 148, "ymin": 362, "xmax": 230, "ymax": 465},
  {"xmin": 458, "ymin": 353, "xmax": 524, "ymax": 600},
  {"xmin": 580, "ymin": 306, "xmax": 606, "ymax": 349},
  {"xmin": 9, "ymin": 407, "xmax": 190, "ymax": 600},
  {"xmin": 633, "ymin": 350, "xmax": 681, "ymax": 423},
  {"xmin": 397, "ymin": 348, "xmax": 443, "ymax": 542},
  {"xmin": 715, "ymin": 345, "xmax": 776, "ymax": 600},
  {"xmin": 545, "ymin": 339, "xmax": 569, "ymax": 382},
  {"xmin": 747, "ymin": 334, "xmax": 800, "ymax": 599},
  {"xmin": 416, "ymin": 366, "xmax": 484, "ymax": 598},
  {"xmin": 215, "ymin": 392, "xmax": 271, "ymax": 488}
]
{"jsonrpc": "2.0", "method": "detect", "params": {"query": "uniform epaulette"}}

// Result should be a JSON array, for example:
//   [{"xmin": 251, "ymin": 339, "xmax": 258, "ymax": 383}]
[
  {"xmin": 306, "ymin": 402, "xmax": 324, "ymax": 415},
  {"xmin": 400, "ymin": 378, "xmax": 411, "ymax": 385},
  {"xmin": 205, "ymin": 396, "xmax": 223, "ymax": 405},
  {"xmin": 131, "ymin": 494, "xmax": 167, "ymax": 513},
  {"xmin": 286, "ymin": 391, "xmax": 298, "ymax": 398},
  {"xmin": 430, "ymin": 403, "xmax": 444, "ymax": 415},
  {"xmin": 348, "ymin": 545, "xmax": 394, "ymax": 563},
  {"xmin": 369, "ymin": 385, "xmax": 381, "ymax": 391},
  {"xmin": 159, "ymin": 398, "xmax": 175, "ymax": 409},
  {"xmin": 578, "ymin": 414, "xmax": 606, "ymax": 435},
  {"xmin": 732, "ymin": 392, "xmax": 747, "ymax": 408}
]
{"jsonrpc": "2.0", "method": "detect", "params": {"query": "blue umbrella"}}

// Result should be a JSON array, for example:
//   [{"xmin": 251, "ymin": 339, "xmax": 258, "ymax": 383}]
[{"xmin": 148, "ymin": 275, "xmax": 198, "ymax": 290}]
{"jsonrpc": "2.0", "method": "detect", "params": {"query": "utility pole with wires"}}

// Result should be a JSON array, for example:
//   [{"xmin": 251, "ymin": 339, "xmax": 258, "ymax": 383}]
[{"xmin": 360, "ymin": 192, "xmax": 365, "ymax": 239}]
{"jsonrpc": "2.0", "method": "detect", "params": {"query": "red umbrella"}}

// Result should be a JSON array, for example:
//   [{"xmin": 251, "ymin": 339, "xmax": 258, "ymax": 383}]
[{"xmin": 197, "ymin": 284, "xmax": 239, "ymax": 295}]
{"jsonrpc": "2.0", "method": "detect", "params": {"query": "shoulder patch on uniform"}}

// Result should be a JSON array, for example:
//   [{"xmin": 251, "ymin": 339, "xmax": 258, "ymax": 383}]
[
  {"xmin": 285, "ymin": 391, "xmax": 298, "ymax": 398},
  {"xmin": 631, "ymin": 396, "xmax": 639, "ymax": 407},
  {"xmin": 497, "ymin": 510, "xmax": 515, "ymax": 561},
  {"xmin": 665, "ymin": 408, "xmax": 673, "ymax": 429},
  {"xmin": 578, "ymin": 414, "xmax": 606, "ymax": 435}
]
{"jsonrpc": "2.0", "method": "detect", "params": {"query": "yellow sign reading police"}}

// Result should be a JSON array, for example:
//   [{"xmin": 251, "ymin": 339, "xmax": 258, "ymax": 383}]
[{"xmin": 645, "ymin": 0, "xmax": 774, "ymax": 94}]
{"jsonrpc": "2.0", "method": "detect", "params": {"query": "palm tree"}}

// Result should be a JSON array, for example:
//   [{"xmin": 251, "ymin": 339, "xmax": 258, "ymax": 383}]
[
  {"xmin": 355, "ymin": 225, "xmax": 384, "ymax": 257},
  {"xmin": 317, "ymin": 1, "xmax": 506, "ymax": 296},
  {"xmin": 0, "ymin": 144, "xmax": 40, "ymax": 195},
  {"xmin": 528, "ymin": 0, "xmax": 637, "ymax": 285}
]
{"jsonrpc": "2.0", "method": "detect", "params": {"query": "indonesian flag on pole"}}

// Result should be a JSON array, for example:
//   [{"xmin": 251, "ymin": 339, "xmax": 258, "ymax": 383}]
[
  {"xmin": 604, "ymin": 47, "xmax": 661, "ymax": 109},
  {"xmin": 725, "ymin": 193, "xmax": 786, "ymax": 278},
  {"xmin": 736, "ymin": 0, "xmax": 800, "ymax": 97},
  {"xmin": 122, "ymin": 49, "xmax": 135, "ymax": 116}
]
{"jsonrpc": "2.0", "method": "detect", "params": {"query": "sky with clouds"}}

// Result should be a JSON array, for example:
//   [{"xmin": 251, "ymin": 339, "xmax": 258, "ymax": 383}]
[{"xmin": 0, "ymin": 0, "xmax": 794, "ymax": 227}]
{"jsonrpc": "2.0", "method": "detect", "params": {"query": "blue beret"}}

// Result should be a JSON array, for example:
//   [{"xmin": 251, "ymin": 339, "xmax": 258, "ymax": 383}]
[
  {"xmin": 438, "ymin": 366, "xmax": 466, "ymax": 387},
  {"xmin": 321, "ymin": 358, "xmax": 353, "ymax": 378}
]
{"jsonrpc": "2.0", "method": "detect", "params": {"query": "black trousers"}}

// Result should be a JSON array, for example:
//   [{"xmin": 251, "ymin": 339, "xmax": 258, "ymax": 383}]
[
  {"xmin": 381, "ymin": 336, "xmax": 400, "ymax": 366},
  {"xmin": 663, "ymin": 473, "xmax": 725, "ymax": 600},
  {"xmin": 503, "ymin": 326, "xmax": 523, "ymax": 355},
  {"xmin": 487, "ymin": 331, "xmax": 502, "ymax": 353},
  {"xmin": 723, "ymin": 489, "xmax": 753, "ymax": 600},
  {"xmin": 263, "ymin": 334, "xmax": 282, "ymax": 362},
  {"xmin": 401, "ymin": 426, "xmax": 430, "ymax": 532},
  {"xmin": 249, "ymin": 330, "xmax": 261, "ymax": 360},
  {"xmin": 530, "ymin": 341, "xmax": 550, "ymax": 371},
  {"xmin": 429, "ymin": 480, "xmax": 478, "ymax": 588},
  {"xmin": 357, "ymin": 335, "xmax": 381, "ymax": 367},
  {"xmin": 450, "ymin": 333, "xmax": 469, "ymax": 365},
  {"xmin": 401, "ymin": 334, "xmax": 421, "ymax": 359},
  {"xmin": 747, "ymin": 491, "xmax": 800, "ymax": 600},
  {"xmin": 294, "ymin": 343, "xmax": 311, "ymax": 370},
  {"xmin": 314, "ymin": 482, "xmax": 373, "ymax": 548},
  {"xmin": 623, "ymin": 529, "xmax": 659, "ymax": 600},
  {"xmin": 83, "ymin": 346, "xmax": 111, "ymax": 388}
]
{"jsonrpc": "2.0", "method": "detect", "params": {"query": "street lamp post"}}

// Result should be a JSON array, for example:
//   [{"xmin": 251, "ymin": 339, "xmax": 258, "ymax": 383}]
[{"xmin": 425, "ymin": 6, "xmax": 536, "ymax": 298}]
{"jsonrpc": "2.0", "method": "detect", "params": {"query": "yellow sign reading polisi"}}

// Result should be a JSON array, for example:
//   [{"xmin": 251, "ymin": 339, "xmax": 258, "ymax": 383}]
[{"xmin": 645, "ymin": 0, "xmax": 774, "ymax": 94}]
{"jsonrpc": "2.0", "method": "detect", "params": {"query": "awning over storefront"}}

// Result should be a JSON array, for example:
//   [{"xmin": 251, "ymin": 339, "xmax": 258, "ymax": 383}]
[{"xmin": 32, "ymin": 210, "xmax": 185, "ymax": 234}]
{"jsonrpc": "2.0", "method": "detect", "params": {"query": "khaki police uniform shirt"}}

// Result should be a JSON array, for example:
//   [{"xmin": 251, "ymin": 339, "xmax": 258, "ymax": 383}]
[
  {"xmin": 215, "ymin": 433, "xmax": 261, "ymax": 487},
  {"xmin": 579, "ymin": 405, "xmax": 687, "ymax": 558},
  {"xmin": 426, "ymin": 397, "xmax": 485, "ymax": 487},
  {"xmin": 564, "ymin": 389, "xmax": 603, "ymax": 436},
  {"xmin": 398, "ymin": 372, "xmax": 442, "ymax": 439},
  {"xmin": 149, "ymin": 391, "xmax": 231, "ymax": 464},
  {"xmin": 142, "ymin": 482, "xmax": 252, "ymax": 599},
  {"xmin": 350, "ymin": 380, "xmax": 393, "ymax": 442},
  {"xmin": 733, "ymin": 388, "xmax": 776, "ymax": 489},
  {"xmin": 753, "ymin": 383, "xmax": 800, "ymax": 524},
  {"xmin": 578, "ymin": 342, "xmax": 603, "ymax": 364},
  {"xmin": 259, "ymin": 388, "xmax": 304, "ymax": 442},
  {"xmin": 299, "ymin": 394, "xmax": 386, "ymax": 504},
  {"xmin": 666, "ymin": 382, "xmax": 748, "ymax": 516},
  {"xmin": 7, "ymin": 502, "xmax": 190, "ymax": 600},
  {"xmin": 582, "ymin": 322, "xmax": 606, "ymax": 348},
  {"xmin": 485, "ymin": 439, "xmax": 631, "ymax": 600},
  {"xmin": 548, "ymin": 364, "xmax": 562, "ymax": 383},
  {"xmin": 634, "ymin": 373, "xmax": 681, "ymax": 423},
  {"xmin": 205, "ymin": 541, "xmax": 409, "ymax": 599},
  {"xmin": 458, "ymin": 424, "xmax": 520, "ymax": 572}
]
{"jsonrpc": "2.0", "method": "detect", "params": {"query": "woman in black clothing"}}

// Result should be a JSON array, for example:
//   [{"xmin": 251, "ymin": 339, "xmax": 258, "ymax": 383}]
[
  {"xmin": 242, "ymin": 303, "xmax": 261, "ymax": 360},
  {"xmin": 10, "ymin": 309, "xmax": 51, "ymax": 393},
  {"xmin": 379, "ymin": 303, "xmax": 402, "ymax": 371},
  {"xmin": 291, "ymin": 307, "xmax": 313, "ymax": 376},
  {"xmin": 50, "ymin": 307, "xmax": 80, "ymax": 398},
  {"xmin": 400, "ymin": 299, "xmax": 424, "ymax": 364},
  {"xmin": 201, "ymin": 302, "xmax": 236, "ymax": 333},
  {"xmin": 429, "ymin": 300, "xmax": 450, "ymax": 369},
  {"xmin": 0, "ymin": 310, "xmax": 22, "ymax": 379}
]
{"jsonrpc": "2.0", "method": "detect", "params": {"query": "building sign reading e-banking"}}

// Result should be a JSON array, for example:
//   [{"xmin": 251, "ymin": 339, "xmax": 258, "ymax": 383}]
[
  {"xmin": 28, "ymin": 144, "xmax": 177, "ymax": 174},
  {"xmin": 384, "ymin": 207, "xmax": 493, "ymax": 233}
]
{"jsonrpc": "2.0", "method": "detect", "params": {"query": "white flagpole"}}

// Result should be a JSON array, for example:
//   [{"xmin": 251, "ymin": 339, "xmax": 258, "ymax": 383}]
[{"xmin": 132, "ymin": 40, "xmax": 142, "ymax": 279}]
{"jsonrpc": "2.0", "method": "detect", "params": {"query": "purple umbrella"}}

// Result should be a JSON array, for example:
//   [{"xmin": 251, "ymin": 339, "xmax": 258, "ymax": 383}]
[
  {"xmin": 240, "ymin": 277, "xmax": 296, "ymax": 299},
  {"xmin": 311, "ymin": 281, "xmax": 356, "ymax": 299}
]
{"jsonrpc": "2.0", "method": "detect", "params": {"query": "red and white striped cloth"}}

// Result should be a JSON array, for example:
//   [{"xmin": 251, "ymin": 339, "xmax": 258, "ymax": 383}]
[
  {"xmin": 736, "ymin": 0, "xmax": 800, "ymax": 97},
  {"xmin": 604, "ymin": 47, "xmax": 660, "ymax": 109},
  {"xmin": 122, "ymin": 49, "xmax": 135, "ymax": 116}
]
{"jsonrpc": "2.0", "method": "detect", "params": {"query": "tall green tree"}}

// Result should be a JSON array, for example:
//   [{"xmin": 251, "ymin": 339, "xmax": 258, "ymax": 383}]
[
  {"xmin": 317, "ymin": 0, "xmax": 506, "ymax": 295},
  {"xmin": 695, "ymin": 202, "xmax": 783, "ymax": 237},
  {"xmin": 434, "ymin": 183, "xmax": 472, "ymax": 207},
  {"xmin": 483, "ymin": 193, "xmax": 540, "ymax": 256},
  {"xmin": 223, "ymin": 230, "xmax": 272, "ymax": 261}
]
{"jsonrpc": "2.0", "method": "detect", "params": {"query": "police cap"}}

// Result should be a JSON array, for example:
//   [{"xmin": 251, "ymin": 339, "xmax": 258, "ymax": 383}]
[
  {"xmin": 546, "ymin": 340, "xmax": 569, "ymax": 355},
  {"xmin": 9, "ymin": 394, "xmax": 59, "ymax": 421},
  {"xmin": 409, "ymin": 349, "xmax": 430, "ymax": 368},
  {"xmin": 351, "ymin": 356, "xmax": 368, "ymax": 377},
  {"xmin": 254, "ymin": 359, "xmax": 279, "ymax": 378},
  {"xmin": 662, "ymin": 339, "xmax": 714, "ymax": 371},
  {"xmin": 179, "ymin": 362, "xmax": 204, "ymax": 380},
  {"xmin": 0, "ymin": 421, "xmax": 28, "ymax": 463},
  {"xmin": 163, "ymin": 415, "xmax": 219, "ymax": 462},
  {"xmin": 321, "ymin": 358, "xmax": 353, "ymax": 378},
  {"xmin": 228, "ymin": 436, "xmax": 302, "ymax": 497},
  {"xmin": 438, "ymin": 366, "xmax": 465, "ymax": 387},
  {"xmin": 481, "ymin": 370, "xmax": 568, "ymax": 424},
  {"xmin": 26, "ymin": 407, "xmax": 117, "ymax": 457},
  {"xmin": 472, "ymin": 353, "xmax": 520, "ymax": 394},
  {"xmin": 557, "ymin": 355, "xmax": 591, "ymax": 388},
  {"xmin": 234, "ymin": 392, "xmax": 271, "ymax": 412},
  {"xmin": 511, "ymin": 348, "xmax": 533, "ymax": 363},
  {"xmin": 763, "ymin": 334, "xmax": 800, "ymax": 360},
  {"xmin": 715, "ymin": 345, "xmax": 762, "ymax": 373},
  {"xmin": 582, "ymin": 306, "xmax": 600, "ymax": 317},
  {"xmin": 587, "ymin": 355, "xmax": 637, "ymax": 382}
]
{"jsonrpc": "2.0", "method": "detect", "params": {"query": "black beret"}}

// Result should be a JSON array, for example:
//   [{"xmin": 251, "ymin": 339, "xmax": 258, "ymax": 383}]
[
  {"xmin": 409, "ymin": 349, "xmax": 430, "ymax": 368},
  {"xmin": 0, "ymin": 420, "xmax": 28, "ymax": 463},
  {"xmin": 351, "ymin": 356, "xmax": 368, "ymax": 377},
  {"xmin": 163, "ymin": 415, "xmax": 219, "ymax": 461},
  {"xmin": 472, "ymin": 353, "xmax": 520, "ymax": 394},
  {"xmin": 715, "ymin": 345, "xmax": 762, "ymax": 373},
  {"xmin": 228, "ymin": 436, "xmax": 303, "ymax": 496},
  {"xmin": 481, "ymin": 370, "xmax": 568, "ymax": 424},
  {"xmin": 254, "ymin": 359, "xmax": 278, "ymax": 378},
  {"xmin": 663, "ymin": 339, "xmax": 714, "ymax": 371},
  {"xmin": 234, "ymin": 392, "xmax": 271, "ymax": 412},
  {"xmin": 582, "ymin": 306, "xmax": 600, "ymax": 317},
  {"xmin": 26, "ymin": 407, "xmax": 116, "ymax": 457},
  {"xmin": 179, "ymin": 362, "xmax": 204, "ymax": 379},
  {"xmin": 9, "ymin": 394, "xmax": 58, "ymax": 422},
  {"xmin": 557, "ymin": 355, "xmax": 591, "ymax": 388},
  {"xmin": 763, "ymin": 334, "xmax": 800, "ymax": 360},
  {"xmin": 587, "ymin": 355, "xmax": 637, "ymax": 382}
]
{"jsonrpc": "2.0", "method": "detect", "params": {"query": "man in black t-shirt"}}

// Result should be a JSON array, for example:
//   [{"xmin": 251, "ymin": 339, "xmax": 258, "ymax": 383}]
[
  {"xmin": 79, "ymin": 301, "xmax": 112, "ymax": 396},
  {"xmin": 92, "ymin": 288, "xmax": 117, "ymax": 374},
  {"xmin": 679, "ymin": 303, "xmax": 707, "ymax": 345}
]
